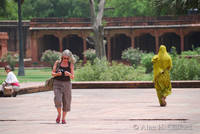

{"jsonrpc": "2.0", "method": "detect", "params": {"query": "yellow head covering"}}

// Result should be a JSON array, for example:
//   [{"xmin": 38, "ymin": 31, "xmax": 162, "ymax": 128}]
[
  {"xmin": 158, "ymin": 45, "xmax": 172, "ymax": 70},
  {"xmin": 152, "ymin": 45, "xmax": 172, "ymax": 81}
]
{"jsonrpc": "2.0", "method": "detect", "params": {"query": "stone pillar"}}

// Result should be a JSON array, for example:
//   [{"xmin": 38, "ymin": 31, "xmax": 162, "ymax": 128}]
[
  {"xmin": 131, "ymin": 34, "xmax": 135, "ymax": 49},
  {"xmin": 107, "ymin": 36, "xmax": 111, "ymax": 62},
  {"xmin": 0, "ymin": 32, "xmax": 9, "ymax": 58},
  {"xmin": 31, "ymin": 32, "xmax": 38, "ymax": 62},
  {"xmin": 59, "ymin": 37, "xmax": 63, "ymax": 52},
  {"xmin": 180, "ymin": 30, "xmax": 184, "ymax": 52},
  {"xmin": 1, "ymin": 40, "xmax": 8, "ymax": 57},
  {"xmin": 155, "ymin": 31, "xmax": 159, "ymax": 53},
  {"xmin": 25, "ymin": 31, "xmax": 32, "ymax": 58},
  {"xmin": 66, "ymin": 35, "xmax": 70, "ymax": 49},
  {"xmin": 16, "ymin": 29, "xmax": 20, "ymax": 53},
  {"xmin": 83, "ymin": 37, "xmax": 87, "ymax": 63}
]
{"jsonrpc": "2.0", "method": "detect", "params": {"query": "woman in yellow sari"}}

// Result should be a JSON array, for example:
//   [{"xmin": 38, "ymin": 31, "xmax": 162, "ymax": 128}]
[{"xmin": 152, "ymin": 45, "xmax": 172, "ymax": 107}]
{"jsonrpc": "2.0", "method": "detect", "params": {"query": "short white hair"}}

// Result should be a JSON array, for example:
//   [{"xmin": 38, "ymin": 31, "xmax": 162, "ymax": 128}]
[{"xmin": 62, "ymin": 49, "xmax": 76, "ymax": 64}]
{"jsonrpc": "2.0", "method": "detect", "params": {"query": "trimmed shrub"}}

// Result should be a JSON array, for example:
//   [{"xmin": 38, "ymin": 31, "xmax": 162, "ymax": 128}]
[
  {"xmin": 141, "ymin": 52, "xmax": 154, "ymax": 73},
  {"xmin": 83, "ymin": 49, "xmax": 96, "ymax": 64},
  {"xmin": 73, "ymin": 54, "xmax": 81, "ymax": 69},
  {"xmin": 1, "ymin": 52, "xmax": 18, "ymax": 71},
  {"xmin": 75, "ymin": 58, "xmax": 108, "ymax": 81},
  {"xmin": 74, "ymin": 62, "xmax": 96, "ymax": 81},
  {"xmin": 121, "ymin": 48, "xmax": 142, "ymax": 68},
  {"xmin": 74, "ymin": 58, "xmax": 153, "ymax": 81},
  {"xmin": 73, "ymin": 54, "xmax": 80, "ymax": 62},
  {"xmin": 195, "ymin": 47, "xmax": 200, "ymax": 54},
  {"xmin": 41, "ymin": 50, "xmax": 61, "ymax": 68},
  {"xmin": 170, "ymin": 46, "xmax": 177, "ymax": 57},
  {"xmin": 181, "ymin": 50, "xmax": 198, "ymax": 56},
  {"xmin": 171, "ymin": 57, "xmax": 200, "ymax": 80}
]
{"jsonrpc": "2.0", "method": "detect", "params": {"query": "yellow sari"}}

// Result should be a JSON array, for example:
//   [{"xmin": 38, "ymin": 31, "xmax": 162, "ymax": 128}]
[{"xmin": 152, "ymin": 45, "xmax": 172, "ymax": 106}]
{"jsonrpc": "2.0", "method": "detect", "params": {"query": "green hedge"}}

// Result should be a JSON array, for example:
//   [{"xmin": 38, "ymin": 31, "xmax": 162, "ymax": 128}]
[
  {"xmin": 74, "ymin": 58, "xmax": 152, "ymax": 81},
  {"xmin": 170, "ymin": 57, "xmax": 200, "ymax": 80},
  {"xmin": 121, "ymin": 48, "xmax": 142, "ymax": 68},
  {"xmin": 141, "ymin": 52, "xmax": 154, "ymax": 73}
]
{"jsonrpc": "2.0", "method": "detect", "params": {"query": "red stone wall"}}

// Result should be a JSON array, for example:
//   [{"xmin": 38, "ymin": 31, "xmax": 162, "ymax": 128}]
[{"xmin": 0, "ymin": 32, "xmax": 9, "ymax": 58}]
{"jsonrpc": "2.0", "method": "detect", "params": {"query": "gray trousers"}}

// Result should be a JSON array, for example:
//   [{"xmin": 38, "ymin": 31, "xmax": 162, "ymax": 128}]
[{"xmin": 53, "ymin": 79, "xmax": 72, "ymax": 112}]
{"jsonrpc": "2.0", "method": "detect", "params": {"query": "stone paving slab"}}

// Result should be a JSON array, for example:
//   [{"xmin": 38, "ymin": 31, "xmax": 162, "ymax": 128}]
[{"xmin": 0, "ymin": 88, "xmax": 199, "ymax": 134}]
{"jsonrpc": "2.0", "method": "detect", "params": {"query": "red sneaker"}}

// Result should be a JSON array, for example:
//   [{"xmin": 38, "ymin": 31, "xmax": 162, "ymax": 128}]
[
  {"xmin": 62, "ymin": 120, "xmax": 66, "ymax": 124},
  {"xmin": 56, "ymin": 116, "xmax": 60, "ymax": 123}
]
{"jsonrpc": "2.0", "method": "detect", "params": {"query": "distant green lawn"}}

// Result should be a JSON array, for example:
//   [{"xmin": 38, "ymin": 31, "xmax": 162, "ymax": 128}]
[
  {"xmin": 0, "ymin": 68, "xmax": 52, "ymax": 83},
  {"xmin": 0, "ymin": 66, "xmax": 153, "ymax": 83}
]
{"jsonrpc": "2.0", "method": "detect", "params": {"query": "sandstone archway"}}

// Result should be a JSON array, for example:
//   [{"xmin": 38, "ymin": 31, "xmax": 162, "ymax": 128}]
[
  {"xmin": 184, "ymin": 31, "xmax": 200, "ymax": 50},
  {"xmin": 135, "ymin": 33, "xmax": 156, "ymax": 53},
  {"xmin": 63, "ymin": 35, "xmax": 83, "ymax": 60},
  {"xmin": 111, "ymin": 34, "xmax": 131, "ymax": 60},
  {"xmin": 38, "ymin": 35, "xmax": 59, "ymax": 59},
  {"xmin": 159, "ymin": 32, "xmax": 181, "ymax": 53}
]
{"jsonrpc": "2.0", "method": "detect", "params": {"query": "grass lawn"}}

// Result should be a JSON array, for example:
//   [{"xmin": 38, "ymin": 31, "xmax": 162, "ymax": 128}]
[
  {"xmin": 0, "ymin": 68, "xmax": 52, "ymax": 83},
  {"xmin": 0, "ymin": 66, "xmax": 153, "ymax": 83}
]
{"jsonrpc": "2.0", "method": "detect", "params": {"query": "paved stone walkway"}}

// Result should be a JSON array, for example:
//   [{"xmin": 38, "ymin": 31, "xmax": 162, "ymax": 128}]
[{"xmin": 0, "ymin": 88, "xmax": 199, "ymax": 134}]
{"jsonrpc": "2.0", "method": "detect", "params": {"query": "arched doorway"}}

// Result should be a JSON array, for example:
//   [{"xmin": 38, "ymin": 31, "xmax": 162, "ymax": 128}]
[
  {"xmin": 38, "ymin": 35, "xmax": 59, "ymax": 59},
  {"xmin": 159, "ymin": 32, "xmax": 181, "ymax": 53},
  {"xmin": 111, "ymin": 34, "xmax": 131, "ymax": 60},
  {"xmin": 135, "ymin": 33, "xmax": 156, "ymax": 53},
  {"xmin": 185, "ymin": 32, "xmax": 200, "ymax": 50},
  {"xmin": 63, "ymin": 35, "xmax": 83, "ymax": 60}
]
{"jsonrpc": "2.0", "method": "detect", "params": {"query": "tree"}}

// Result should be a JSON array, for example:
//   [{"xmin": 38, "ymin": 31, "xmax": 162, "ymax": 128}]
[
  {"xmin": 104, "ymin": 0, "xmax": 155, "ymax": 17},
  {"xmin": 21, "ymin": 0, "xmax": 90, "ymax": 19},
  {"xmin": 89, "ymin": 0, "xmax": 106, "ymax": 59},
  {"xmin": 151, "ymin": 0, "xmax": 200, "ymax": 15},
  {"xmin": 14, "ymin": 0, "xmax": 25, "ymax": 76},
  {"xmin": 0, "ymin": 0, "xmax": 7, "ymax": 18},
  {"xmin": 0, "ymin": 0, "xmax": 17, "ymax": 20}
]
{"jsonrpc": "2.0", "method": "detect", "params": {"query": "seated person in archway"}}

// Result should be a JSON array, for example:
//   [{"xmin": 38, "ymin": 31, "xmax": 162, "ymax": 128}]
[{"xmin": 0, "ymin": 65, "xmax": 20, "ymax": 97}]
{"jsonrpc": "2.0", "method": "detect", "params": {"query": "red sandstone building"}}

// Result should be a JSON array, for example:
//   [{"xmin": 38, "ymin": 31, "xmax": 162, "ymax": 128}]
[{"xmin": 1, "ymin": 15, "xmax": 200, "ymax": 64}]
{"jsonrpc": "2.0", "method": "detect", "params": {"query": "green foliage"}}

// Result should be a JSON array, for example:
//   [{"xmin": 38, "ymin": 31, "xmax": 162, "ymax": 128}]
[
  {"xmin": 170, "ymin": 46, "xmax": 178, "ymax": 57},
  {"xmin": 0, "ymin": 0, "xmax": 6, "ymax": 17},
  {"xmin": 21, "ymin": 0, "xmax": 90, "ymax": 19},
  {"xmin": 74, "ymin": 58, "xmax": 153, "ymax": 81},
  {"xmin": 0, "ymin": 68, "xmax": 52, "ymax": 82},
  {"xmin": 171, "ymin": 57, "xmax": 200, "ymax": 80},
  {"xmin": 100, "ymin": 62, "xmax": 135, "ymax": 81},
  {"xmin": 0, "ymin": 0, "xmax": 17, "ymax": 20},
  {"xmin": 73, "ymin": 54, "xmax": 80, "ymax": 63},
  {"xmin": 0, "ymin": 80, "xmax": 3, "ymax": 84},
  {"xmin": 181, "ymin": 50, "xmax": 198, "ymax": 56},
  {"xmin": 105, "ymin": 0, "xmax": 155, "ymax": 17},
  {"xmin": 40, "ymin": 50, "xmax": 61, "ymax": 68},
  {"xmin": 73, "ymin": 54, "xmax": 81, "ymax": 69},
  {"xmin": 195, "ymin": 47, "xmax": 200, "ymax": 55},
  {"xmin": 1, "ymin": 52, "xmax": 18, "ymax": 71},
  {"xmin": 141, "ymin": 52, "xmax": 154, "ymax": 73},
  {"xmin": 151, "ymin": 0, "xmax": 200, "ymax": 16},
  {"xmin": 1, "ymin": 0, "xmax": 200, "ymax": 20},
  {"xmin": 83, "ymin": 49, "xmax": 97, "ymax": 64},
  {"xmin": 121, "ymin": 48, "xmax": 142, "ymax": 68}
]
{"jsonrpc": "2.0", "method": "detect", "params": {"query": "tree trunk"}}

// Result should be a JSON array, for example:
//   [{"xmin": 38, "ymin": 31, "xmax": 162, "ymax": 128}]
[{"xmin": 89, "ymin": 0, "xmax": 106, "ymax": 59}]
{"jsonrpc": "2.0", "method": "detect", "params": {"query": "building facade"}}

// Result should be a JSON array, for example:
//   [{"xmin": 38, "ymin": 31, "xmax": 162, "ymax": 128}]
[{"xmin": 1, "ymin": 15, "xmax": 200, "ymax": 64}]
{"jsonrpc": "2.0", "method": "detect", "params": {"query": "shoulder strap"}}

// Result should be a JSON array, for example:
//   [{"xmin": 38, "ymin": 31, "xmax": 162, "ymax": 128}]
[{"xmin": 56, "ymin": 61, "xmax": 61, "ymax": 72}]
